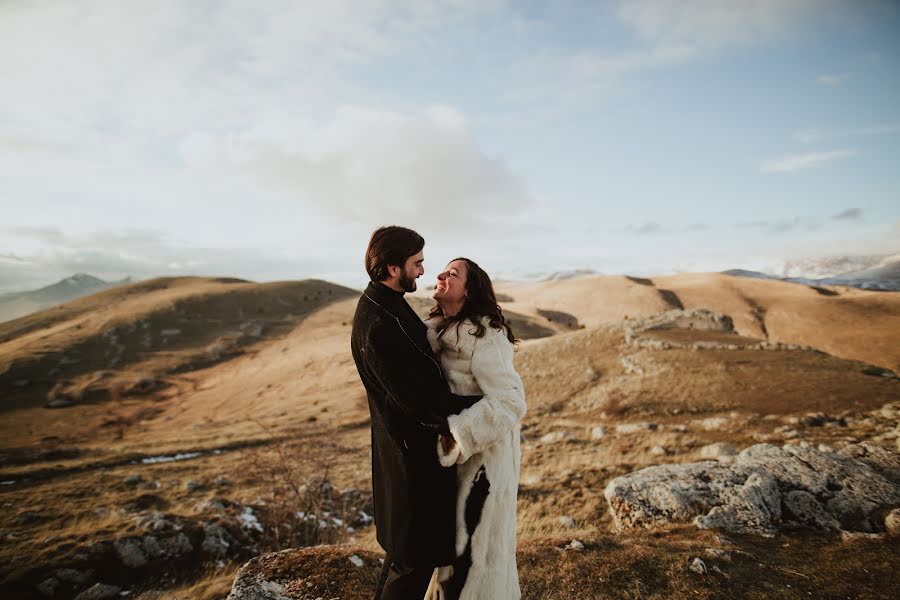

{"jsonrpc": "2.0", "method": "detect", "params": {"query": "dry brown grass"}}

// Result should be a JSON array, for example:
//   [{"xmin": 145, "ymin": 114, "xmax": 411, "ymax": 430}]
[{"xmin": 1, "ymin": 274, "xmax": 898, "ymax": 599}]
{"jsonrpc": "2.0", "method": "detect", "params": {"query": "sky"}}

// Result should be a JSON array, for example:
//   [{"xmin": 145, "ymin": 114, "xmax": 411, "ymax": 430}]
[{"xmin": 1, "ymin": 0, "xmax": 899, "ymax": 293}]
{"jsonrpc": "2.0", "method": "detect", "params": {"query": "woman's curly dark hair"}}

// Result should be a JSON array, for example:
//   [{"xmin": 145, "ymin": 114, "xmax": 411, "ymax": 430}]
[{"xmin": 429, "ymin": 257, "xmax": 517, "ymax": 345}]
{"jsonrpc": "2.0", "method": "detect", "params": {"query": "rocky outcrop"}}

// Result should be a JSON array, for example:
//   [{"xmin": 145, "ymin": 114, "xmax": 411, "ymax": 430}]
[
  {"xmin": 604, "ymin": 441, "xmax": 900, "ymax": 536},
  {"xmin": 226, "ymin": 546, "xmax": 381, "ymax": 600}
]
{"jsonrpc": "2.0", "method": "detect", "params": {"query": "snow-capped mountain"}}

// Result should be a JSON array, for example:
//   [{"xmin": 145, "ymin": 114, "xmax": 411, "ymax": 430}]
[{"xmin": 724, "ymin": 254, "xmax": 900, "ymax": 291}]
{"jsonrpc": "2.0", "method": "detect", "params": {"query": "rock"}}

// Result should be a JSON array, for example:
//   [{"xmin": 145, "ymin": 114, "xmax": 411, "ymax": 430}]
[
  {"xmin": 694, "ymin": 417, "xmax": 729, "ymax": 431},
  {"xmin": 704, "ymin": 548, "xmax": 730, "ymax": 561},
  {"xmin": 604, "ymin": 442, "xmax": 900, "ymax": 536},
  {"xmin": 650, "ymin": 445, "xmax": 668, "ymax": 456},
  {"xmin": 540, "ymin": 430, "xmax": 574, "ymax": 444},
  {"xmin": 114, "ymin": 538, "xmax": 147, "ymax": 568},
  {"xmin": 185, "ymin": 480, "xmax": 201, "ymax": 491},
  {"xmin": 46, "ymin": 397, "xmax": 76, "ymax": 408},
  {"xmin": 558, "ymin": 516, "xmax": 576, "ymax": 528},
  {"xmin": 566, "ymin": 539, "xmax": 584, "ymax": 551},
  {"xmin": 782, "ymin": 490, "xmax": 841, "ymax": 530},
  {"xmin": 215, "ymin": 476, "xmax": 232, "ymax": 487},
  {"xmin": 135, "ymin": 512, "xmax": 176, "ymax": 532},
  {"xmin": 203, "ymin": 523, "xmax": 233, "ymax": 557},
  {"xmin": 700, "ymin": 442, "xmax": 738, "ymax": 460},
  {"xmin": 689, "ymin": 557, "xmax": 707, "ymax": 574},
  {"xmin": 114, "ymin": 533, "xmax": 192, "ymax": 567},
  {"xmin": 348, "ymin": 554, "xmax": 364, "ymax": 567},
  {"xmin": 123, "ymin": 474, "xmax": 143, "ymax": 486},
  {"xmin": 885, "ymin": 508, "xmax": 900, "ymax": 534},
  {"xmin": 841, "ymin": 531, "xmax": 884, "ymax": 542},
  {"xmin": 590, "ymin": 426, "xmax": 607, "ymax": 440},
  {"xmin": 55, "ymin": 568, "xmax": 93, "ymax": 585},
  {"xmin": 74, "ymin": 583, "xmax": 122, "ymax": 600},
  {"xmin": 695, "ymin": 471, "xmax": 782, "ymax": 537},
  {"xmin": 227, "ymin": 546, "xmax": 381, "ymax": 600},
  {"xmin": 615, "ymin": 422, "xmax": 658, "ymax": 434},
  {"xmin": 36, "ymin": 577, "xmax": 59, "ymax": 597},
  {"xmin": 800, "ymin": 413, "xmax": 828, "ymax": 427}
]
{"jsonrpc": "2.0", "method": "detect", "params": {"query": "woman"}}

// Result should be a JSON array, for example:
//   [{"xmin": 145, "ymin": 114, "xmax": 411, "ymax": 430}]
[{"xmin": 422, "ymin": 257, "xmax": 526, "ymax": 600}]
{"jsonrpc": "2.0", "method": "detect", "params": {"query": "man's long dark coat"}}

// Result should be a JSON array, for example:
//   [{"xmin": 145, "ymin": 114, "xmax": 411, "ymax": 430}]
[{"xmin": 351, "ymin": 281, "xmax": 478, "ymax": 568}]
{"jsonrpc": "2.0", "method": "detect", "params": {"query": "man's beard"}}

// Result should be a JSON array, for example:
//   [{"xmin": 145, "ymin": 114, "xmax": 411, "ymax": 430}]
[{"xmin": 398, "ymin": 271, "xmax": 417, "ymax": 293}]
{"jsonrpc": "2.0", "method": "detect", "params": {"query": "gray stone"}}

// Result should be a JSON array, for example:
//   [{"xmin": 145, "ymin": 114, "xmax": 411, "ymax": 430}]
[
  {"xmin": 689, "ymin": 557, "xmax": 707, "ymax": 574},
  {"xmin": 114, "ymin": 538, "xmax": 147, "ymax": 567},
  {"xmin": 704, "ymin": 548, "xmax": 731, "ymax": 561},
  {"xmin": 700, "ymin": 442, "xmax": 738, "ymax": 460},
  {"xmin": 695, "ymin": 471, "xmax": 782, "ymax": 537},
  {"xmin": 782, "ymin": 490, "xmax": 840, "ymax": 531},
  {"xmin": 203, "ymin": 523, "xmax": 233, "ymax": 557},
  {"xmin": 884, "ymin": 508, "xmax": 900, "ymax": 534},
  {"xmin": 615, "ymin": 422, "xmax": 658, "ymax": 434},
  {"xmin": 55, "ymin": 568, "xmax": 93, "ymax": 584},
  {"xmin": 36, "ymin": 577, "xmax": 59, "ymax": 597},
  {"xmin": 557, "ymin": 516, "xmax": 576, "ymax": 528},
  {"xmin": 74, "ymin": 583, "xmax": 122, "ymax": 600},
  {"xmin": 604, "ymin": 442, "xmax": 900, "ymax": 536},
  {"xmin": 590, "ymin": 426, "xmax": 607, "ymax": 440}
]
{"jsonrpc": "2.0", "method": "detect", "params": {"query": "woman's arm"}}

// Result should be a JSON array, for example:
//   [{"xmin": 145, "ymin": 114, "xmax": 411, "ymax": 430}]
[{"xmin": 438, "ymin": 321, "xmax": 526, "ymax": 466}]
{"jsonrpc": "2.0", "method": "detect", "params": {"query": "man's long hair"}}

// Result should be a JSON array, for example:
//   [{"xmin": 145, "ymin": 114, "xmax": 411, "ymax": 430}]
[{"xmin": 429, "ymin": 257, "xmax": 516, "ymax": 344}]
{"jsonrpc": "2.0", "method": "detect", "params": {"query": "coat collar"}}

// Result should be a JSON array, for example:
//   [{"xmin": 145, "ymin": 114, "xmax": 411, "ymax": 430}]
[
  {"xmin": 364, "ymin": 280, "xmax": 433, "ymax": 354},
  {"xmin": 364, "ymin": 280, "xmax": 406, "ymax": 315}
]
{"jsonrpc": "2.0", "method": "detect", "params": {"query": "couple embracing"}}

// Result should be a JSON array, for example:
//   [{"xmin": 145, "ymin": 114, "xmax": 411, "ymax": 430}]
[{"xmin": 351, "ymin": 226, "xmax": 526, "ymax": 600}]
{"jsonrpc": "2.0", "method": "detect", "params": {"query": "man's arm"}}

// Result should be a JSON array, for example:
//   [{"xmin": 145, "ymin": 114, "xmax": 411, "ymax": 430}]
[{"xmin": 366, "ymin": 318, "xmax": 473, "ymax": 434}]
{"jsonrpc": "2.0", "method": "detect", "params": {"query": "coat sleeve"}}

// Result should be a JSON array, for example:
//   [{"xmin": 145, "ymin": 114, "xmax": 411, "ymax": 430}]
[
  {"xmin": 366, "ymin": 318, "xmax": 474, "ymax": 435},
  {"xmin": 439, "ymin": 322, "xmax": 527, "ymax": 466}
]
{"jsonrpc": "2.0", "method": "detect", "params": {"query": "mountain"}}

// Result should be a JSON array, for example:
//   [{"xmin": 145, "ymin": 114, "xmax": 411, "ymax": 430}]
[
  {"xmin": 0, "ymin": 273, "xmax": 133, "ymax": 323},
  {"xmin": 724, "ymin": 254, "xmax": 900, "ymax": 292}
]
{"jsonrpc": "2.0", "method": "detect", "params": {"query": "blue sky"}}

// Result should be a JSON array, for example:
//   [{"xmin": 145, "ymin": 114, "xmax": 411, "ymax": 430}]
[{"xmin": 1, "ymin": 0, "xmax": 898, "ymax": 292}]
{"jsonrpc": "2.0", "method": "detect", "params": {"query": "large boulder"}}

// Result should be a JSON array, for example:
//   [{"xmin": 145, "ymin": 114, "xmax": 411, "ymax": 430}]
[
  {"xmin": 604, "ymin": 442, "xmax": 900, "ymax": 536},
  {"xmin": 227, "ymin": 546, "xmax": 381, "ymax": 600}
]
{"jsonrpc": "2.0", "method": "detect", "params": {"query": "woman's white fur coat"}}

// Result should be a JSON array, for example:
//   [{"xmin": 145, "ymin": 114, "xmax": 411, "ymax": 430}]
[{"xmin": 423, "ymin": 316, "xmax": 526, "ymax": 600}]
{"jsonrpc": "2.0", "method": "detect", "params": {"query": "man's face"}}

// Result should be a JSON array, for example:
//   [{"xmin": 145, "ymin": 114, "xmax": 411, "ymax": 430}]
[{"xmin": 398, "ymin": 250, "xmax": 425, "ymax": 293}]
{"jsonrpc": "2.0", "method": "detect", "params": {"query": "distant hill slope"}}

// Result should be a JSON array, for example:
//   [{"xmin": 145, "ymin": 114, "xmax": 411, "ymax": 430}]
[
  {"xmin": 0, "ymin": 273, "xmax": 134, "ymax": 323},
  {"xmin": 0, "ymin": 276, "xmax": 358, "ymax": 416},
  {"xmin": 495, "ymin": 272, "xmax": 900, "ymax": 371}
]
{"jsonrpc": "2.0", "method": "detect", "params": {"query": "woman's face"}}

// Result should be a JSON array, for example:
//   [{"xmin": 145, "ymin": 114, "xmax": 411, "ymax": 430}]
[{"xmin": 433, "ymin": 259, "xmax": 468, "ymax": 304}]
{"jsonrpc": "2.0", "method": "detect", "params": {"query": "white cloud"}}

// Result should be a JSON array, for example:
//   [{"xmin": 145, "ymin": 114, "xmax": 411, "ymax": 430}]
[
  {"xmin": 761, "ymin": 149, "xmax": 856, "ymax": 173},
  {"xmin": 817, "ymin": 73, "xmax": 847, "ymax": 85},
  {"xmin": 793, "ymin": 124, "xmax": 900, "ymax": 143},
  {"xmin": 617, "ymin": 0, "xmax": 829, "ymax": 50},
  {"xmin": 177, "ymin": 105, "xmax": 536, "ymax": 231}
]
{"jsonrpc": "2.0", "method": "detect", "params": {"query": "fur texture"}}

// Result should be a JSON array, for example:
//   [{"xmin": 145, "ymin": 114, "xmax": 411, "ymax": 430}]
[{"xmin": 423, "ymin": 316, "xmax": 526, "ymax": 600}]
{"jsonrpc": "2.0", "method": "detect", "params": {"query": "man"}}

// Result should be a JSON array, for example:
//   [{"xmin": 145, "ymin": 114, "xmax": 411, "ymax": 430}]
[{"xmin": 351, "ymin": 226, "xmax": 478, "ymax": 599}]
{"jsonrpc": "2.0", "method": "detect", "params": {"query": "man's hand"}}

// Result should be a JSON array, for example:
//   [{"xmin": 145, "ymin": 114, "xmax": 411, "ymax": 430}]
[{"xmin": 439, "ymin": 433, "xmax": 456, "ymax": 454}]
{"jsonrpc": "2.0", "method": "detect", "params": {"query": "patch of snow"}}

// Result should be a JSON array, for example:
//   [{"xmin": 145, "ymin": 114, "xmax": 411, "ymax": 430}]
[
  {"xmin": 238, "ymin": 507, "xmax": 264, "ymax": 532},
  {"xmin": 141, "ymin": 452, "xmax": 202, "ymax": 464}
]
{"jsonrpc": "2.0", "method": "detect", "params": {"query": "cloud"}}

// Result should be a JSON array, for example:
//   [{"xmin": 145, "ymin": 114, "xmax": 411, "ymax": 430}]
[
  {"xmin": 738, "ymin": 217, "xmax": 822, "ymax": 233},
  {"xmin": 177, "ymin": 105, "xmax": 536, "ymax": 231},
  {"xmin": 817, "ymin": 73, "xmax": 846, "ymax": 85},
  {"xmin": 0, "ymin": 227, "xmax": 325, "ymax": 294},
  {"xmin": 617, "ymin": 0, "xmax": 832, "ymax": 51},
  {"xmin": 831, "ymin": 207, "xmax": 862, "ymax": 220},
  {"xmin": 793, "ymin": 124, "xmax": 900, "ymax": 143},
  {"xmin": 761, "ymin": 149, "xmax": 855, "ymax": 173},
  {"xmin": 623, "ymin": 222, "xmax": 709, "ymax": 235}
]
